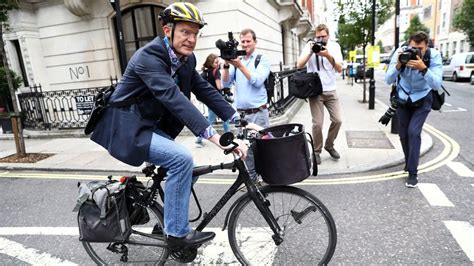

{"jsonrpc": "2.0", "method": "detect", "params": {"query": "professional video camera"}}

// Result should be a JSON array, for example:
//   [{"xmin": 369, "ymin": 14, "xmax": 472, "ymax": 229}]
[
  {"xmin": 378, "ymin": 95, "xmax": 400, "ymax": 126},
  {"xmin": 399, "ymin": 47, "xmax": 421, "ymax": 65},
  {"xmin": 215, "ymin": 32, "xmax": 246, "ymax": 60},
  {"xmin": 312, "ymin": 41, "xmax": 326, "ymax": 53}
]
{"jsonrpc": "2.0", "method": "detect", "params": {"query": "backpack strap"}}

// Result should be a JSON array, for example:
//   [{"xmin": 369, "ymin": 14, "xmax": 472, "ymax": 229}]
[{"xmin": 255, "ymin": 54, "xmax": 262, "ymax": 68}]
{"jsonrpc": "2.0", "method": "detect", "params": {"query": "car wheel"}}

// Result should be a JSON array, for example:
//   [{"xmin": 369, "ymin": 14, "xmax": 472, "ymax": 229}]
[
  {"xmin": 470, "ymin": 73, "xmax": 474, "ymax": 85},
  {"xmin": 452, "ymin": 72, "xmax": 458, "ymax": 82}
]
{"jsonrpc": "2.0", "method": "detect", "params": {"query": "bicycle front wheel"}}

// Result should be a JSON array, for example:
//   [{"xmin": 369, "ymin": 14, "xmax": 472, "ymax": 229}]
[
  {"xmin": 228, "ymin": 186, "xmax": 337, "ymax": 265},
  {"xmin": 82, "ymin": 202, "xmax": 169, "ymax": 265}
]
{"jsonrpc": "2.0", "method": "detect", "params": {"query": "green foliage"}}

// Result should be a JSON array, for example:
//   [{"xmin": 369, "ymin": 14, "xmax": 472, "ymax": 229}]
[
  {"xmin": 0, "ymin": 67, "xmax": 22, "ymax": 112},
  {"xmin": 0, "ymin": 0, "xmax": 19, "ymax": 23},
  {"xmin": 403, "ymin": 15, "xmax": 430, "ymax": 41},
  {"xmin": 453, "ymin": 0, "xmax": 474, "ymax": 44},
  {"xmin": 336, "ymin": 0, "xmax": 394, "ymax": 55}
]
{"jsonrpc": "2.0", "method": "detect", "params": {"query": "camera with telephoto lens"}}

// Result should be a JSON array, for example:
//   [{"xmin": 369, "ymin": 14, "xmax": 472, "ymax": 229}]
[
  {"xmin": 398, "ymin": 47, "xmax": 421, "ymax": 65},
  {"xmin": 222, "ymin": 87, "xmax": 234, "ymax": 103},
  {"xmin": 378, "ymin": 95, "xmax": 400, "ymax": 126},
  {"xmin": 215, "ymin": 32, "xmax": 246, "ymax": 60},
  {"xmin": 312, "ymin": 41, "xmax": 326, "ymax": 53}
]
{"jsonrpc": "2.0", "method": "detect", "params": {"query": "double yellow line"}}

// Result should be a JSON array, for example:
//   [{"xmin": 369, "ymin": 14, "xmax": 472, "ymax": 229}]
[{"xmin": 0, "ymin": 124, "xmax": 459, "ymax": 185}]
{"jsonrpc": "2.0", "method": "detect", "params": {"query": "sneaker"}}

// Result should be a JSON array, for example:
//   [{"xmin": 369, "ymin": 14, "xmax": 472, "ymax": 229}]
[
  {"xmin": 195, "ymin": 138, "xmax": 205, "ymax": 147},
  {"xmin": 325, "ymin": 148, "xmax": 340, "ymax": 159},
  {"xmin": 405, "ymin": 176, "xmax": 418, "ymax": 188},
  {"xmin": 315, "ymin": 154, "xmax": 321, "ymax": 165}
]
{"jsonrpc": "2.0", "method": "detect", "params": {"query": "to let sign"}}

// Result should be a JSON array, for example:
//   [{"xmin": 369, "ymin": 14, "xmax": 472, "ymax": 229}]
[{"xmin": 75, "ymin": 95, "xmax": 95, "ymax": 115}]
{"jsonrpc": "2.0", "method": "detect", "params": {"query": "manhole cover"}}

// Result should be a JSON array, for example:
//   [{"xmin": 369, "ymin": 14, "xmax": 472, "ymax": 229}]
[{"xmin": 346, "ymin": 130, "xmax": 394, "ymax": 149}]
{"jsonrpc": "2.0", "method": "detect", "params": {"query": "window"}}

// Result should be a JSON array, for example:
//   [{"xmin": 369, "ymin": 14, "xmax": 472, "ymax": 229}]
[
  {"xmin": 442, "ymin": 13, "xmax": 446, "ymax": 28},
  {"xmin": 113, "ymin": 5, "xmax": 165, "ymax": 69},
  {"xmin": 460, "ymin": 40, "xmax": 465, "ymax": 53},
  {"xmin": 466, "ymin": 54, "xmax": 474, "ymax": 64},
  {"xmin": 423, "ymin": 6, "xmax": 431, "ymax": 19},
  {"xmin": 452, "ymin": 41, "xmax": 457, "ymax": 55}
]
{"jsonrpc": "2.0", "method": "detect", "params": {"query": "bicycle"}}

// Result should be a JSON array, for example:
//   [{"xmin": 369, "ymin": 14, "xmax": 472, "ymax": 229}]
[{"xmin": 82, "ymin": 124, "xmax": 337, "ymax": 265}]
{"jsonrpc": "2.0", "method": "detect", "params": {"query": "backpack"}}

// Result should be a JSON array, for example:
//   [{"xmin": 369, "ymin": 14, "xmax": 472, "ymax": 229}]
[{"xmin": 255, "ymin": 55, "xmax": 276, "ymax": 104}]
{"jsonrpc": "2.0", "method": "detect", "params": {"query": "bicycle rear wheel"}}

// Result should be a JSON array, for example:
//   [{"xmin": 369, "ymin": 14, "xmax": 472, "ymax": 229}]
[
  {"xmin": 82, "ymin": 202, "xmax": 169, "ymax": 265},
  {"xmin": 228, "ymin": 186, "xmax": 337, "ymax": 265}
]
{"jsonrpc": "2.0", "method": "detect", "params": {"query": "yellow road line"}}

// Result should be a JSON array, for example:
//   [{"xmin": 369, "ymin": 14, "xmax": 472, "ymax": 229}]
[{"xmin": 0, "ymin": 123, "xmax": 459, "ymax": 185}]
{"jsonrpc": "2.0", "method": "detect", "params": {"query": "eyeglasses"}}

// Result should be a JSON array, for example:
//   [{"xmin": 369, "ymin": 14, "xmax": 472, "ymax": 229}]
[{"xmin": 178, "ymin": 29, "xmax": 200, "ymax": 39}]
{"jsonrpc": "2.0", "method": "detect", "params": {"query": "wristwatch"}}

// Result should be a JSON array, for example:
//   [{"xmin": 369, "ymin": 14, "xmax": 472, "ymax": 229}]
[{"xmin": 420, "ymin": 67, "xmax": 428, "ymax": 76}]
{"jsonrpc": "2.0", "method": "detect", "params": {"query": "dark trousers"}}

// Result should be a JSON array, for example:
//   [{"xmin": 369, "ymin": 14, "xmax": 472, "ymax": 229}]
[{"xmin": 396, "ymin": 93, "xmax": 432, "ymax": 175}]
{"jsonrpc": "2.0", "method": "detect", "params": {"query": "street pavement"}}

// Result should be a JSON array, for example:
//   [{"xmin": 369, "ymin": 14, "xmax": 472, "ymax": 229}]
[{"xmin": 0, "ymin": 78, "xmax": 431, "ymax": 176}]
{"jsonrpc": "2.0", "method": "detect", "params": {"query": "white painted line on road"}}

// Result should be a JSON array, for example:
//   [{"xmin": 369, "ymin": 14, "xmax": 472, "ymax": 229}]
[
  {"xmin": 0, "ymin": 237, "xmax": 77, "ymax": 265},
  {"xmin": 443, "ymin": 221, "xmax": 474, "ymax": 262},
  {"xmin": 441, "ymin": 108, "xmax": 467, "ymax": 113},
  {"xmin": 447, "ymin": 161, "xmax": 474, "ymax": 177},
  {"xmin": 418, "ymin": 183, "xmax": 454, "ymax": 207},
  {"xmin": 444, "ymin": 103, "xmax": 453, "ymax": 107},
  {"xmin": 0, "ymin": 227, "xmax": 78, "ymax": 236}
]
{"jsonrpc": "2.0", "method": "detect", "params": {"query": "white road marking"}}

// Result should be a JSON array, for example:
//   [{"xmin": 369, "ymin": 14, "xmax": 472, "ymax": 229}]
[
  {"xmin": 0, "ymin": 227, "xmax": 277, "ymax": 264},
  {"xmin": 418, "ymin": 183, "xmax": 454, "ymax": 207},
  {"xmin": 443, "ymin": 221, "xmax": 474, "ymax": 262},
  {"xmin": 441, "ymin": 108, "xmax": 467, "ymax": 112},
  {"xmin": 447, "ymin": 161, "xmax": 474, "ymax": 177},
  {"xmin": 0, "ymin": 227, "xmax": 78, "ymax": 236},
  {"xmin": 444, "ymin": 103, "xmax": 453, "ymax": 107},
  {"xmin": 0, "ymin": 237, "xmax": 77, "ymax": 265}
]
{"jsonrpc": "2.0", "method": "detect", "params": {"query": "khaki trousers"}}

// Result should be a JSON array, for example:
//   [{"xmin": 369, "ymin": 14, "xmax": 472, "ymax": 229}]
[{"xmin": 308, "ymin": 90, "xmax": 342, "ymax": 154}]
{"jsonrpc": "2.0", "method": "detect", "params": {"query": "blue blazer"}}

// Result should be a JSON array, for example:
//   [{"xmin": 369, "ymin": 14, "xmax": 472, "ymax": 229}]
[{"xmin": 91, "ymin": 37, "xmax": 235, "ymax": 166}]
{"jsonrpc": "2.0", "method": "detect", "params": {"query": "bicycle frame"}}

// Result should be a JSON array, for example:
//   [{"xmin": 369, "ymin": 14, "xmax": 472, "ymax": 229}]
[{"xmin": 137, "ymin": 156, "xmax": 284, "ymax": 247}]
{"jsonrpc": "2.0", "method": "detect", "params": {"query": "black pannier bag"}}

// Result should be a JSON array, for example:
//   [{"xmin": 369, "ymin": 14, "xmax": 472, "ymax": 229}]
[
  {"xmin": 254, "ymin": 124, "xmax": 318, "ymax": 185},
  {"xmin": 77, "ymin": 181, "xmax": 132, "ymax": 243},
  {"xmin": 124, "ymin": 176, "xmax": 150, "ymax": 226},
  {"xmin": 289, "ymin": 71, "xmax": 323, "ymax": 99}
]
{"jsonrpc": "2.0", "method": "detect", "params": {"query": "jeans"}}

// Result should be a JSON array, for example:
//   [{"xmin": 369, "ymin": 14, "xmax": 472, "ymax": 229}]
[
  {"xmin": 147, "ymin": 130, "xmax": 194, "ymax": 237},
  {"xmin": 196, "ymin": 108, "xmax": 231, "ymax": 143},
  {"xmin": 240, "ymin": 109, "xmax": 270, "ymax": 180},
  {"xmin": 396, "ymin": 93, "xmax": 432, "ymax": 175}
]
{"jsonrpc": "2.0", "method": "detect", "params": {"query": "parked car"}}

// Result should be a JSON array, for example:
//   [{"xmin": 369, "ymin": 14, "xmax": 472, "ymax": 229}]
[
  {"xmin": 354, "ymin": 64, "xmax": 374, "ymax": 82},
  {"xmin": 442, "ymin": 52, "xmax": 474, "ymax": 82}
]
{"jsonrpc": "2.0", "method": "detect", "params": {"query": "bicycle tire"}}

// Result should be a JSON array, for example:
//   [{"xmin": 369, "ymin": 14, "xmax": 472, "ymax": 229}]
[
  {"xmin": 228, "ymin": 186, "xmax": 337, "ymax": 265},
  {"xmin": 82, "ymin": 202, "xmax": 169, "ymax": 265}
]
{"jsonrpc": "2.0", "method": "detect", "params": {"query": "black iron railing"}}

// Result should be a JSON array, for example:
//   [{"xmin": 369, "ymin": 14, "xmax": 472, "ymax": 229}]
[{"xmin": 18, "ymin": 71, "xmax": 299, "ymax": 130}]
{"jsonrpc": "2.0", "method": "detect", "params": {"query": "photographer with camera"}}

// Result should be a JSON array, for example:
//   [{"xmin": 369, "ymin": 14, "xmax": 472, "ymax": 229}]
[
  {"xmin": 221, "ymin": 28, "xmax": 271, "ymax": 181},
  {"xmin": 383, "ymin": 31, "xmax": 442, "ymax": 188},
  {"xmin": 296, "ymin": 24, "xmax": 343, "ymax": 165},
  {"xmin": 195, "ymin": 54, "xmax": 231, "ymax": 146}
]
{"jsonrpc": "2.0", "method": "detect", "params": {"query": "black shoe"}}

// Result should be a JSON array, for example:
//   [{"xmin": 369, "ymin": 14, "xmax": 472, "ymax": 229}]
[
  {"xmin": 325, "ymin": 148, "xmax": 340, "ymax": 159},
  {"xmin": 167, "ymin": 230, "xmax": 215, "ymax": 250},
  {"xmin": 405, "ymin": 174, "xmax": 418, "ymax": 188},
  {"xmin": 315, "ymin": 154, "xmax": 321, "ymax": 165}
]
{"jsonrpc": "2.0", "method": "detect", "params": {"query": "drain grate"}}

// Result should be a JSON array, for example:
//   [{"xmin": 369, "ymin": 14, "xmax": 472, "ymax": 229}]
[{"xmin": 345, "ymin": 130, "xmax": 394, "ymax": 149}]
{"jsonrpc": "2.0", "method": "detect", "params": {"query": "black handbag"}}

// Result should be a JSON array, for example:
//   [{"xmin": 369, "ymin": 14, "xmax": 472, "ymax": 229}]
[
  {"xmin": 78, "ymin": 183, "xmax": 132, "ymax": 243},
  {"xmin": 254, "ymin": 124, "xmax": 318, "ymax": 185},
  {"xmin": 431, "ymin": 86, "xmax": 449, "ymax": 110},
  {"xmin": 84, "ymin": 85, "xmax": 116, "ymax": 135},
  {"xmin": 289, "ymin": 71, "xmax": 323, "ymax": 99}
]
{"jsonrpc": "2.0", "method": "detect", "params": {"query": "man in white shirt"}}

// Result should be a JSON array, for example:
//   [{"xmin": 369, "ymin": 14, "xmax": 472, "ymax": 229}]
[{"xmin": 296, "ymin": 24, "xmax": 343, "ymax": 164}]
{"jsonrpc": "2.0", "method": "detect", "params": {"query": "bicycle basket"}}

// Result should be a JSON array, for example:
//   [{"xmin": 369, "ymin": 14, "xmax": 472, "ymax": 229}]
[{"xmin": 254, "ymin": 123, "xmax": 317, "ymax": 185}]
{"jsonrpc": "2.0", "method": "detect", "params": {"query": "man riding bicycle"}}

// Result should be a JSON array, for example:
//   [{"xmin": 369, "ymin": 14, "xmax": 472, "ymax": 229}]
[{"xmin": 90, "ymin": 2, "xmax": 247, "ymax": 249}]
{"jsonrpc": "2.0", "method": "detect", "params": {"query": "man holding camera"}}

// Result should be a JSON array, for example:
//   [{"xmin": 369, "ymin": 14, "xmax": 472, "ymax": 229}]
[
  {"xmin": 383, "ymin": 31, "xmax": 442, "ymax": 188},
  {"xmin": 296, "ymin": 24, "xmax": 343, "ymax": 165},
  {"xmin": 222, "ymin": 28, "xmax": 271, "ymax": 181}
]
